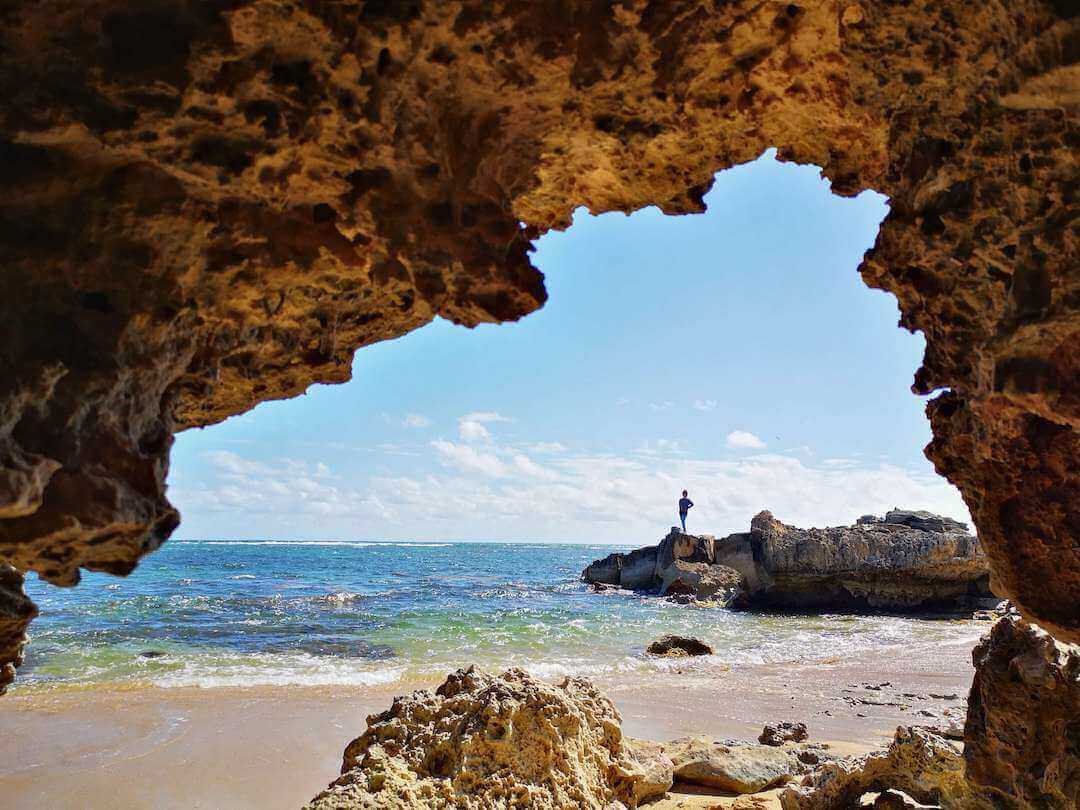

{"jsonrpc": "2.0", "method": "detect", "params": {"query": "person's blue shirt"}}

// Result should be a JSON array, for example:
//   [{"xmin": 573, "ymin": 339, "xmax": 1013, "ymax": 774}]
[{"xmin": 679, "ymin": 497, "xmax": 693, "ymax": 515}]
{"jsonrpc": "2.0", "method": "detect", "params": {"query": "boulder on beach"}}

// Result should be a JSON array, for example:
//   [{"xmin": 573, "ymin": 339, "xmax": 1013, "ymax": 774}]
[
  {"xmin": 583, "ymin": 509, "xmax": 991, "ymax": 613},
  {"xmin": 665, "ymin": 736, "xmax": 823, "ymax": 794},
  {"xmin": 622, "ymin": 738, "xmax": 675, "ymax": 805},
  {"xmin": 759, "ymin": 721, "xmax": 808, "ymax": 747},
  {"xmin": 305, "ymin": 666, "xmax": 660, "ymax": 810},
  {"xmin": 646, "ymin": 635, "xmax": 713, "ymax": 657}
]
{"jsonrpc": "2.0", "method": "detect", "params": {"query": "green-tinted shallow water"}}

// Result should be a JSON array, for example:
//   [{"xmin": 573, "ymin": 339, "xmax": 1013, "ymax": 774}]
[{"xmin": 16, "ymin": 540, "xmax": 985, "ymax": 692}]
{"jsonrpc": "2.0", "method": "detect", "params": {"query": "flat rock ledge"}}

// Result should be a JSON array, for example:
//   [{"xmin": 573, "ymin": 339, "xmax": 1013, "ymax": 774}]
[
  {"xmin": 665, "ymin": 735, "xmax": 829, "ymax": 794},
  {"xmin": 584, "ymin": 509, "xmax": 992, "ymax": 612}
]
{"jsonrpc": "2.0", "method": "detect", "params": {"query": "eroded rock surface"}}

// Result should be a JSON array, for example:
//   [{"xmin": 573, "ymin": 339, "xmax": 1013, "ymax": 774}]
[
  {"xmin": 964, "ymin": 616, "xmax": 1080, "ymax": 808},
  {"xmin": 0, "ymin": 1, "xmax": 1077, "ymax": 685},
  {"xmin": 305, "ymin": 666, "xmax": 657, "ymax": 809},
  {"xmin": 583, "ymin": 511, "xmax": 991, "ymax": 611},
  {"xmin": 0, "ymin": 565, "xmax": 36, "ymax": 691},
  {"xmin": 779, "ymin": 726, "xmax": 982, "ymax": 810},
  {"xmin": 748, "ymin": 510, "xmax": 991, "ymax": 611},
  {"xmin": 622, "ymin": 738, "xmax": 675, "ymax": 806},
  {"xmin": 760, "ymin": 722, "xmax": 809, "ymax": 747}
]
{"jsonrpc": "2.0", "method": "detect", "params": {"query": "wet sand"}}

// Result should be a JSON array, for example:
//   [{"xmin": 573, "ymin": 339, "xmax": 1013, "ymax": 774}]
[{"xmin": 0, "ymin": 643, "xmax": 976, "ymax": 809}]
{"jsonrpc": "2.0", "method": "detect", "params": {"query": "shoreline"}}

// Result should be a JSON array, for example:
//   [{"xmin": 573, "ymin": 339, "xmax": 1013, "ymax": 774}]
[{"xmin": 0, "ymin": 644, "xmax": 976, "ymax": 810}]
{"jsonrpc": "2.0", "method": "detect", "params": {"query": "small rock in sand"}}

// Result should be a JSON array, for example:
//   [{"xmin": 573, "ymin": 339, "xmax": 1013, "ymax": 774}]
[
  {"xmin": 759, "ymin": 721, "xmax": 808, "ymax": 746},
  {"xmin": 646, "ymin": 635, "xmax": 713, "ymax": 657}
]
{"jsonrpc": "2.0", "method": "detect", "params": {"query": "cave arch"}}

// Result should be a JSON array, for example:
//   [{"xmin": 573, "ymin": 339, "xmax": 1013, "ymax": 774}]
[{"xmin": 0, "ymin": 0, "xmax": 1076, "ymax": 703}]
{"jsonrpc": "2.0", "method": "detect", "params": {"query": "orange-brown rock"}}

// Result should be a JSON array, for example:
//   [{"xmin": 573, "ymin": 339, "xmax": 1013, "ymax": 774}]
[
  {"xmin": 0, "ymin": 1, "xmax": 1076, "ymax": 691},
  {"xmin": 965, "ymin": 616, "xmax": 1080, "ymax": 808}
]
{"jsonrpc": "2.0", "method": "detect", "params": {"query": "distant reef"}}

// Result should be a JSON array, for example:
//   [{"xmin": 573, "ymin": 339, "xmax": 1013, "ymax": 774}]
[{"xmin": 582, "ymin": 509, "xmax": 995, "ymax": 613}]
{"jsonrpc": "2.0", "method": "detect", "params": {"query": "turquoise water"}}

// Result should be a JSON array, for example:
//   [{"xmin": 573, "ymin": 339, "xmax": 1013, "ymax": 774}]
[{"xmin": 17, "ymin": 540, "xmax": 983, "ymax": 691}]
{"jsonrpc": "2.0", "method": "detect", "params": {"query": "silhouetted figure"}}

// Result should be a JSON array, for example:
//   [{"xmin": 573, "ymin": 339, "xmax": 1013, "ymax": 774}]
[{"xmin": 678, "ymin": 490, "xmax": 694, "ymax": 533}]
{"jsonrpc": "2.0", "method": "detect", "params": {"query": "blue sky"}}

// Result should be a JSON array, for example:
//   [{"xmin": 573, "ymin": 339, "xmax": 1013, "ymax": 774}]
[{"xmin": 169, "ymin": 151, "xmax": 969, "ymax": 543}]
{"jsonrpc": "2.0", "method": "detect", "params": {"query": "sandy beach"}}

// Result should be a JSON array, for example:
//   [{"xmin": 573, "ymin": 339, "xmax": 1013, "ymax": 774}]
[{"xmin": 0, "ymin": 641, "xmax": 977, "ymax": 809}]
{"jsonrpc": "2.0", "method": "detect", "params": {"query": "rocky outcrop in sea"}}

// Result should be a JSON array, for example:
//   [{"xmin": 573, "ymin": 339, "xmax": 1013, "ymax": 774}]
[{"xmin": 583, "ymin": 509, "xmax": 993, "ymax": 612}]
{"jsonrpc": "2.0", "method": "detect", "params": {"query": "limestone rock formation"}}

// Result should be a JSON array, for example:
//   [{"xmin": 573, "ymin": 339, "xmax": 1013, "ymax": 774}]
[
  {"xmin": 881, "ymin": 510, "xmax": 968, "ymax": 534},
  {"xmin": 305, "ymin": 666, "xmax": 658, "ymax": 810},
  {"xmin": 0, "ymin": 0, "xmax": 1076, "ymax": 684},
  {"xmin": 645, "ymin": 635, "xmax": 713, "ymax": 657},
  {"xmin": 661, "ymin": 561, "xmax": 746, "ymax": 605},
  {"xmin": 583, "ymin": 511, "xmax": 991, "ymax": 612},
  {"xmin": 665, "ymin": 736, "xmax": 825, "ymax": 794},
  {"xmin": 0, "ymin": 565, "xmax": 36, "ymax": 691},
  {"xmin": 748, "ymin": 510, "xmax": 991, "ymax": 611},
  {"xmin": 779, "ymin": 726, "xmax": 984, "ymax": 810},
  {"xmin": 964, "ymin": 616, "xmax": 1080, "ymax": 808},
  {"xmin": 622, "ymin": 738, "xmax": 675, "ymax": 806}
]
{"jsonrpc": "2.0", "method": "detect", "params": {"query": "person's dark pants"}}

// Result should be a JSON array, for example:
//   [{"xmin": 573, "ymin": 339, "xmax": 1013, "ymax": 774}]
[{"xmin": 680, "ymin": 512, "xmax": 687, "ymax": 532}]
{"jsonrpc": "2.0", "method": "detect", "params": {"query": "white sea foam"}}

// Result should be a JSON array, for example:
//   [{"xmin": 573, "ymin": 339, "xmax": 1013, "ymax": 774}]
[
  {"xmin": 153, "ymin": 655, "xmax": 406, "ymax": 689},
  {"xmin": 319, "ymin": 591, "xmax": 362, "ymax": 605},
  {"xmin": 229, "ymin": 574, "xmax": 257, "ymax": 580}
]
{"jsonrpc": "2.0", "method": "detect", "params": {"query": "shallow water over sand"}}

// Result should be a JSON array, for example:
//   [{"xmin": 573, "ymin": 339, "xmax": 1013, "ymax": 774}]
[{"xmin": 17, "ymin": 540, "xmax": 987, "ymax": 692}]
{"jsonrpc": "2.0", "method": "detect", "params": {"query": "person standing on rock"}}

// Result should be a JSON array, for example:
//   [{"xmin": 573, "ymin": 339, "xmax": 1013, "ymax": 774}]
[{"xmin": 678, "ymin": 490, "xmax": 694, "ymax": 533}]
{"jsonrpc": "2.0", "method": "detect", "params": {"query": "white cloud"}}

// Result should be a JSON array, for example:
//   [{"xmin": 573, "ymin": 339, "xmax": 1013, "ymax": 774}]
[
  {"xmin": 457, "ymin": 411, "xmax": 510, "ymax": 442},
  {"xmin": 726, "ymin": 430, "xmax": 766, "ymax": 450},
  {"xmin": 693, "ymin": 399, "xmax": 717, "ymax": 412},
  {"xmin": 177, "ymin": 453, "xmax": 388, "ymax": 521},
  {"xmin": 649, "ymin": 401, "xmax": 676, "ymax": 411},
  {"xmin": 366, "ymin": 450, "xmax": 969, "ymax": 540},
  {"xmin": 175, "ymin": 438, "xmax": 970, "ymax": 544},
  {"xmin": 511, "ymin": 453, "xmax": 562, "ymax": 481},
  {"xmin": 636, "ymin": 439, "xmax": 685, "ymax": 456},
  {"xmin": 459, "ymin": 420, "xmax": 492, "ymax": 441},
  {"xmin": 383, "ymin": 413, "xmax": 432, "ymax": 429},
  {"xmin": 462, "ymin": 411, "xmax": 509, "ymax": 423},
  {"xmin": 431, "ymin": 439, "xmax": 508, "ymax": 477}
]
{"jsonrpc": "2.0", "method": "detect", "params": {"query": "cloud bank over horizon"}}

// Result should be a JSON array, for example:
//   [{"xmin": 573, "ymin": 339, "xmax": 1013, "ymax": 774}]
[{"xmin": 170, "ymin": 405, "xmax": 970, "ymax": 544}]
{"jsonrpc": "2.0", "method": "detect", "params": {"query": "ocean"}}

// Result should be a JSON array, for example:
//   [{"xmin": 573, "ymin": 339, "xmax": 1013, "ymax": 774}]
[{"xmin": 16, "ymin": 540, "xmax": 985, "ymax": 692}]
